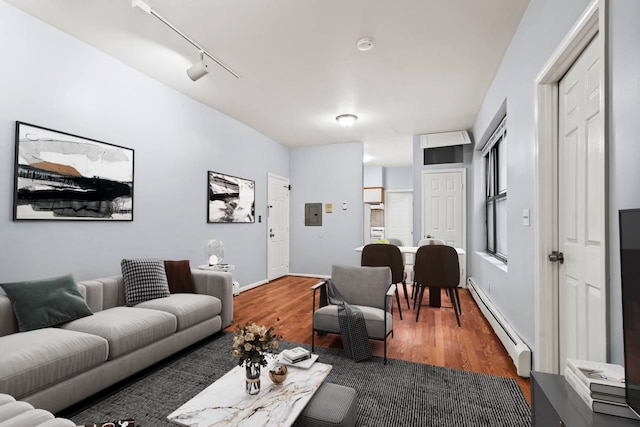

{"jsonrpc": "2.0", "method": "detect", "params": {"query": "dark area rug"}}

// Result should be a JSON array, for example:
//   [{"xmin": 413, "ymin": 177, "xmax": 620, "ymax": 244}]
[{"xmin": 66, "ymin": 333, "xmax": 531, "ymax": 426}]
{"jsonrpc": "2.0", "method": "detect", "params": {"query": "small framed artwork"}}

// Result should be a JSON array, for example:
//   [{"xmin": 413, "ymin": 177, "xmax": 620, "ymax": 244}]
[
  {"xmin": 13, "ymin": 121, "xmax": 134, "ymax": 221},
  {"xmin": 207, "ymin": 171, "xmax": 255, "ymax": 223}
]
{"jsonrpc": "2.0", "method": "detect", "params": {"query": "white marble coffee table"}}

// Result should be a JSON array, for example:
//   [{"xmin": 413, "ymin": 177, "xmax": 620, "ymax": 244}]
[{"xmin": 167, "ymin": 360, "xmax": 332, "ymax": 427}]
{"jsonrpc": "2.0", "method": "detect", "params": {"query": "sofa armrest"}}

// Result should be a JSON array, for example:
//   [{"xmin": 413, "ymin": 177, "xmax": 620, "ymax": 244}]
[{"xmin": 191, "ymin": 269, "xmax": 233, "ymax": 328}]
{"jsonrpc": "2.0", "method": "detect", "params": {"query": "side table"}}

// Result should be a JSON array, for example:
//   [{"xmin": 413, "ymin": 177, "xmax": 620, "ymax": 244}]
[{"xmin": 198, "ymin": 265, "xmax": 239, "ymax": 295}]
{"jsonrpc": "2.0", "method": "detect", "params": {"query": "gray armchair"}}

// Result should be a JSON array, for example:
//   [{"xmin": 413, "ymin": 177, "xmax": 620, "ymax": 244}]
[{"xmin": 311, "ymin": 265, "xmax": 394, "ymax": 363}]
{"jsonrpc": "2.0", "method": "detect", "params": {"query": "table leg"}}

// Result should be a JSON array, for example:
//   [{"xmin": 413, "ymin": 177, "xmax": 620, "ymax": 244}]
[{"xmin": 428, "ymin": 287, "xmax": 441, "ymax": 307}]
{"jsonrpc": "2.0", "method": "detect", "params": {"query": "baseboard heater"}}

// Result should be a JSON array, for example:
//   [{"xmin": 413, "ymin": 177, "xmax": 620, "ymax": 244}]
[{"xmin": 467, "ymin": 277, "xmax": 531, "ymax": 378}]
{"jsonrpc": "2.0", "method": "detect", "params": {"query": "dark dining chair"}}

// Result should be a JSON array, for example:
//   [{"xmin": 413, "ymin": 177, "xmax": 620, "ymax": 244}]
[
  {"xmin": 413, "ymin": 244, "xmax": 461, "ymax": 326},
  {"xmin": 361, "ymin": 243, "xmax": 410, "ymax": 320}
]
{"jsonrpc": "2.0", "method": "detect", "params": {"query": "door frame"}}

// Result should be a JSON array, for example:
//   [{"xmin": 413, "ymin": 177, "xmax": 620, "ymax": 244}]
[
  {"xmin": 267, "ymin": 172, "xmax": 290, "ymax": 281},
  {"xmin": 533, "ymin": 0, "xmax": 607, "ymax": 374},
  {"xmin": 420, "ymin": 168, "xmax": 467, "ymax": 254}
]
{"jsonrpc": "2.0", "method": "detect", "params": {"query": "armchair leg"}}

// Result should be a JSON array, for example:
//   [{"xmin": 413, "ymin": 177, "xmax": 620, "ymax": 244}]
[
  {"xmin": 395, "ymin": 287, "xmax": 403, "ymax": 320},
  {"xmin": 384, "ymin": 336, "xmax": 388, "ymax": 365},
  {"xmin": 312, "ymin": 329, "xmax": 315, "ymax": 352},
  {"xmin": 454, "ymin": 288, "xmax": 462, "ymax": 314}
]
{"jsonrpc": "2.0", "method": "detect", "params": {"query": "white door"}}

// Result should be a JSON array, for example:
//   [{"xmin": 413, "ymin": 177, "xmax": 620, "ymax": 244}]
[
  {"xmin": 385, "ymin": 191, "xmax": 413, "ymax": 246},
  {"xmin": 267, "ymin": 173, "xmax": 290, "ymax": 281},
  {"xmin": 421, "ymin": 169, "xmax": 465, "ymax": 249},
  {"xmin": 558, "ymin": 34, "xmax": 606, "ymax": 365}
]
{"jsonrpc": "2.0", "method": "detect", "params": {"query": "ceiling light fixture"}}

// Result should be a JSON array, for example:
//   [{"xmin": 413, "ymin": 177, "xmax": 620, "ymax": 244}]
[
  {"xmin": 187, "ymin": 51, "xmax": 209, "ymax": 81},
  {"xmin": 132, "ymin": 0, "xmax": 240, "ymax": 80},
  {"xmin": 336, "ymin": 114, "xmax": 358, "ymax": 127}
]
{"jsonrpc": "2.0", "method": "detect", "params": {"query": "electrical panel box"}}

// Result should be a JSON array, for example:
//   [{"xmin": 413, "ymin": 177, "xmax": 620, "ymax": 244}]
[{"xmin": 305, "ymin": 203, "xmax": 322, "ymax": 226}]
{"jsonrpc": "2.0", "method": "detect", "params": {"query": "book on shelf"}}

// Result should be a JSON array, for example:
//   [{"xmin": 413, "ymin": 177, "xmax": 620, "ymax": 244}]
[
  {"xmin": 565, "ymin": 367, "xmax": 628, "ymax": 405},
  {"xmin": 564, "ymin": 366, "xmax": 594, "ymax": 408},
  {"xmin": 566, "ymin": 358, "xmax": 625, "ymax": 396},
  {"xmin": 565, "ymin": 367, "xmax": 638, "ymax": 419},
  {"xmin": 593, "ymin": 401, "xmax": 640, "ymax": 420},
  {"xmin": 281, "ymin": 347, "xmax": 311, "ymax": 364}
]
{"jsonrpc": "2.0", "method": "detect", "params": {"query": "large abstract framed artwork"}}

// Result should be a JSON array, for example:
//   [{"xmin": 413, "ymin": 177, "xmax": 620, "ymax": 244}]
[
  {"xmin": 13, "ymin": 122, "xmax": 134, "ymax": 221},
  {"xmin": 207, "ymin": 171, "xmax": 255, "ymax": 223}
]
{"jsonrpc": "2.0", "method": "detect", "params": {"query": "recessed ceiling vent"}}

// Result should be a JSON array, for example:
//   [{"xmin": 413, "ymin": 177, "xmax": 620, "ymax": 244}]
[{"xmin": 357, "ymin": 38, "xmax": 374, "ymax": 52}]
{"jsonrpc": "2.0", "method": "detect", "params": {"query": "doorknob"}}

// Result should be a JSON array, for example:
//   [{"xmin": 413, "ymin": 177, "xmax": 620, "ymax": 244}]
[
  {"xmin": 548, "ymin": 251, "xmax": 564, "ymax": 264},
  {"xmin": 270, "ymin": 233, "xmax": 275, "ymax": 238}
]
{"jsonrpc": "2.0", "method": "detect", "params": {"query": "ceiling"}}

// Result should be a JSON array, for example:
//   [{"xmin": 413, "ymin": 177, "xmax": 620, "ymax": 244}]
[{"xmin": 5, "ymin": 0, "xmax": 529, "ymax": 167}]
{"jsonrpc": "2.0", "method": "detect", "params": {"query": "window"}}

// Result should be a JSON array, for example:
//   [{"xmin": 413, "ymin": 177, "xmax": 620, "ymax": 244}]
[{"xmin": 484, "ymin": 117, "xmax": 507, "ymax": 262}]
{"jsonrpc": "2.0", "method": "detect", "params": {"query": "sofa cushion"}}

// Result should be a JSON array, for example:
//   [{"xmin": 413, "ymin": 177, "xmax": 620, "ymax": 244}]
[
  {"xmin": 0, "ymin": 329, "xmax": 108, "ymax": 399},
  {"xmin": 0, "ymin": 274, "xmax": 93, "ymax": 332},
  {"xmin": 136, "ymin": 294, "xmax": 221, "ymax": 331},
  {"xmin": 0, "ymin": 408, "xmax": 54, "ymax": 426},
  {"xmin": 313, "ymin": 305, "xmax": 393, "ymax": 339},
  {"xmin": 62, "ymin": 307, "xmax": 176, "ymax": 360},
  {"xmin": 121, "ymin": 259, "xmax": 171, "ymax": 306},
  {"xmin": 0, "ymin": 401, "xmax": 34, "ymax": 423},
  {"xmin": 164, "ymin": 260, "xmax": 195, "ymax": 294}
]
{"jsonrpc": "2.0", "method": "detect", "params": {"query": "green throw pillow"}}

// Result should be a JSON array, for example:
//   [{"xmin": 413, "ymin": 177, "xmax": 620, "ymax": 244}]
[{"xmin": 0, "ymin": 274, "xmax": 93, "ymax": 332}]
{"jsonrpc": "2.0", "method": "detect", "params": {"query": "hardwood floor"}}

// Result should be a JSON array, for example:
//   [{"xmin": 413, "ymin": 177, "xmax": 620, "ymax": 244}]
[{"xmin": 226, "ymin": 275, "xmax": 531, "ymax": 403}]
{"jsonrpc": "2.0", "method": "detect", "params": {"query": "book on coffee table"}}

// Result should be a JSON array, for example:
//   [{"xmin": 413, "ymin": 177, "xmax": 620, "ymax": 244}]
[
  {"xmin": 281, "ymin": 347, "xmax": 311, "ymax": 364},
  {"xmin": 277, "ymin": 353, "xmax": 318, "ymax": 369}
]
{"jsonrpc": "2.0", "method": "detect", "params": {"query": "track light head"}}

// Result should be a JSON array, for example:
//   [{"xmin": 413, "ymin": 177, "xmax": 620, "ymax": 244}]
[{"xmin": 187, "ymin": 51, "xmax": 209, "ymax": 81}]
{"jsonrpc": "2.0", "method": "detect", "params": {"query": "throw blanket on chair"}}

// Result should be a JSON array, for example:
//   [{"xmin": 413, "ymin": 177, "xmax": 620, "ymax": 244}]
[{"xmin": 326, "ymin": 279, "xmax": 373, "ymax": 362}]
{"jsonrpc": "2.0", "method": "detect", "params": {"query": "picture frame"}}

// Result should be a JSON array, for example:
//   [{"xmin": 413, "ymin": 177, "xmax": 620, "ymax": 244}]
[
  {"xmin": 13, "ymin": 121, "xmax": 134, "ymax": 221},
  {"xmin": 207, "ymin": 171, "xmax": 255, "ymax": 223}
]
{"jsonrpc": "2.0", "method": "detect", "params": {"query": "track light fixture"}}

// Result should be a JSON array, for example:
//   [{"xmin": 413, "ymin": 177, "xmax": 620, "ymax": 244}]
[
  {"xmin": 132, "ymin": 0, "xmax": 240, "ymax": 80},
  {"xmin": 187, "ymin": 51, "xmax": 209, "ymax": 81}
]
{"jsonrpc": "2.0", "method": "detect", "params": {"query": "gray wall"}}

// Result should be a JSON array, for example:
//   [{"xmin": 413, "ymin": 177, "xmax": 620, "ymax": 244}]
[
  {"xmin": 363, "ymin": 165, "xmax": 384, "ymax": 187},
  {"xmin": 469, "ymin": 0, "xmax": 640, "ymax": 362},
  {"xmin": 0, "ymin": 2, "xmax": 289, "ymax": 288},
  {"xmin": 290, "ymin": 143, "xmax": 363, "ymax": 275},
  {"xmin": 608, "ymin": 0, "xmax": 640, "ymax": 363},
  {"xmin": 384, "ymin": 166, "xmax": 413, "ymax": 190}
]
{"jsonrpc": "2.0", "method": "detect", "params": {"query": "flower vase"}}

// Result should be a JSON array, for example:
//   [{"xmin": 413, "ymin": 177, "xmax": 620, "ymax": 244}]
[{"xmin": 245, "ymin": 364, "xmax": 261, "ymax": 395}]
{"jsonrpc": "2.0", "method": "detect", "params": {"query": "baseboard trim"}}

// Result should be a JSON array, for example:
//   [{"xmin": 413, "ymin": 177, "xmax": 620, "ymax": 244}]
[
  {"xmin": 237, "ymin": 274, "xmax": 329, "ymax": 294},
  {"xmin": 289, "ymin": 273, "xmax": 330, "ymax": 279},
  {"xmin": 467, "ymin": 277, "xmax": 531, "ymax": 378},
  {"xmin": 238, "ymin": 280, "xmax": 269, "ymax": 293}
]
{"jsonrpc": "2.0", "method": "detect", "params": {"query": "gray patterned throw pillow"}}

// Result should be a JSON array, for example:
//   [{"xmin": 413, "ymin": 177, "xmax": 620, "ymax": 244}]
[{"xmin": 121, "ymin": 258, "xmax": 171, "ymax": 306}]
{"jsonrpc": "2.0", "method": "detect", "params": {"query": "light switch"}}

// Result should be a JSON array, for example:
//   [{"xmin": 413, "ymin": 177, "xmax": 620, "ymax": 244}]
[
  {"xmin": 326, "ymin": 203, "xmax": 333, "ymax": 213},
  {"xmin": 342, "ymin": 202, "xmax": 347, "ymax": 210},
  {"xmin": 522, "ymin": 209, "xmax": 530, "ymax": 227}
]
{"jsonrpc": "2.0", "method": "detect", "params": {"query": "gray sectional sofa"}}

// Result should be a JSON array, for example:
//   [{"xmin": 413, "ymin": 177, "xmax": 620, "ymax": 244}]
[{"xmin": 0, "ymin": 269, "xmax": 233, "ymax": 414}]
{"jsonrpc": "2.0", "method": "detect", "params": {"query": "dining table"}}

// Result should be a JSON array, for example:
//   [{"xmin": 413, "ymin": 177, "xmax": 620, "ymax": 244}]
[{"xmin": 354, "ymin": 245, "xmax": 466, "ymax": 308}]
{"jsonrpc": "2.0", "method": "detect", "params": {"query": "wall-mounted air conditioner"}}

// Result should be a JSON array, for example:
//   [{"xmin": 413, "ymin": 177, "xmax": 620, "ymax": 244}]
[{"xmin": 420, "ymin": 130, "xmax": 471, "ymax": 149}]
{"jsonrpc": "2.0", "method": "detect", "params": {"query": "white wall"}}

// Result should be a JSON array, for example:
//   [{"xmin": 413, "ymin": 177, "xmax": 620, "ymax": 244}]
[
  {"xmin": 385, "ymin": 166, "xmax": 413, "ymax": 190},
  {"xmin": 469, "ymin": 0, "xmax": 640, "ymax": 362},
  {"xmin": 290, "ymin": 143, "xmax": 363, "ymax": 275},
  {"xmin": 363, "ymin": 165, "xmax": 384, "ymax": 187},
  {"xmin": 0, "ymin": 2, "xmax": 289, "ymax": 288},
  {"xmin": 607, "ymin": 0, "xmax": 640, "ymax": 363}
]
